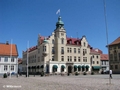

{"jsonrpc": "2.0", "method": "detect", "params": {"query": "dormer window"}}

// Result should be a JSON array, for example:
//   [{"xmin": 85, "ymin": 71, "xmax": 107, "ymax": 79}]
[{"xmin": 77, "ymin": 41, "xmax": 79, "ymax": 45}]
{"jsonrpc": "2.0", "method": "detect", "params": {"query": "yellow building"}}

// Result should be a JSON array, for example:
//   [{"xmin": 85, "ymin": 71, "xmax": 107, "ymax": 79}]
[{"xmin": 22, "ymin": 16, "xmax": 101, "ymax": 74}]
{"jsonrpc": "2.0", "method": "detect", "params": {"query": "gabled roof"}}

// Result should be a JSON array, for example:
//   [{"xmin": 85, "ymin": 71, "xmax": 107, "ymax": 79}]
[
  {"xmin": 0, "ymin": 43, "xmax": 18, "ymax": 56},
  {"xmin": 109, "ymin": 37, "xmax": 120, "ymax": 46},
  {"xmin": 100, "ymin": 54, "xmax": 108, "ymax": 60}
]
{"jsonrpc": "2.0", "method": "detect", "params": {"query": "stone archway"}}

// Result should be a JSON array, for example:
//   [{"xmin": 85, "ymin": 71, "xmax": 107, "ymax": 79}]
[{"xmin": 68, "ymin": 66, "xmax": 72, "ymax": 73}]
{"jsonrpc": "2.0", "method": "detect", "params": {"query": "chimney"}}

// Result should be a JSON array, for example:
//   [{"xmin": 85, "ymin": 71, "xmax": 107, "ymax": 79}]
[{"xmin": 6, "ymin": 41, "xmax": 9, "ymax": 45}]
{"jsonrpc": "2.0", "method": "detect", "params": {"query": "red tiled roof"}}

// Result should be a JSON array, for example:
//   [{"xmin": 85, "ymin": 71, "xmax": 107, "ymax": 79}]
[
  {"xmin": 109, "ymin": 37, "xmax": 120, "ymax": 46},
  {"xmin": 0, "ymin": 43, "xmax": 18, "ymax": 56},
  {"xmin": 94, "ymin": 48, "xmax": 103, "ymax": 54},
  {"xmin": 90, "ymin": 49, "xmax": 100, "ymax": 54},
  {"xmin": 100, "ymin": 54, "xmax": 108, "ymax": 60},
  {"xmin": 66, "ymin": 37, "xmax": 81, "ymax": 45}
]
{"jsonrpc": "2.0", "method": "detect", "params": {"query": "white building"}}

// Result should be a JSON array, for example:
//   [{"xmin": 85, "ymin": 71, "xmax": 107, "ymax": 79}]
[
  {"xmin": 22, "ymin": 16, "xmax": 101, "ymax": 74},
  {"xmin": 0, "ymin": 42, "xmax": 18, "ymax": 75}
]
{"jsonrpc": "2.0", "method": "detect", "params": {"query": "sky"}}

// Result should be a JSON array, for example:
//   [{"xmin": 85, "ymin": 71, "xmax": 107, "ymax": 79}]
[{"xmin": 0, "ymin": 0, "xmax": 120, "ymax": 58}]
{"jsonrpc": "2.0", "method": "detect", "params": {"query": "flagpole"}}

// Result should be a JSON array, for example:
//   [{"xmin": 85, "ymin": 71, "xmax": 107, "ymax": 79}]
[
  {"xmin": 27, "ymin": 41, "xmax": 29, "ymax": 77},
  {"xmin": 10, "ymin": 39, "xmax": 12, "ymax": 78},
  {"xmin": 103, "ymin": 0, "xmax": 110, "ymax": 84}
]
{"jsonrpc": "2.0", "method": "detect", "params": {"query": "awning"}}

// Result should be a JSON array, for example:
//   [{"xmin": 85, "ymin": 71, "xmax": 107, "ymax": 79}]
[
  {"xmin": 74, "ymin": 65, "xmax": 78, "ymax": 68},
  {"xmin": 37, "ymin": 65, "xmax": 40, "ymax": 69},
  {"xmin": 78, "ymin": 65, "xmax": 81, "ymax": 68},
  {"xmin": 86, "ymin": 65, "xmax": 89, "ymax": 68},
  {"xmin": 82, "ymin": 65, "xmax": 86, "ymax": 68},
  {"xmin": 92, "ymin": 66, "xmax": 101, "ymax": 70},
  {"xmin": 41, "ymin": 65, "xmax": 44, "ymax": 68},
  {"xmin": 53, "ymin": 65, "xmax": 58, "ymax": 68},
  {"xmin": 61, "ymin": 65, "xmax": 65, "ymax": 68}
]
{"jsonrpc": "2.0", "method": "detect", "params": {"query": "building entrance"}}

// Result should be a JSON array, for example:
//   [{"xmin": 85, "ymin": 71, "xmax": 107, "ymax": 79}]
[{"xmin": 68, "ymin": 66, "xmax": 72, "ymax": 73}]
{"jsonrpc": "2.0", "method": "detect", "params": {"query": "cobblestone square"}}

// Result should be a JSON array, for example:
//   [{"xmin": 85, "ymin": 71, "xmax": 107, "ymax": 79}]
[{"xmin": 0, "ymin": 75, "xmax": 120, "ymax": 90}]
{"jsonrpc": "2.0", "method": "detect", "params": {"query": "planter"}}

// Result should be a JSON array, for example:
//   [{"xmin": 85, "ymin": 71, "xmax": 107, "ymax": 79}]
[{"xmin": 3, "ymin": 73, "xmax": 7, "ymax": 78}]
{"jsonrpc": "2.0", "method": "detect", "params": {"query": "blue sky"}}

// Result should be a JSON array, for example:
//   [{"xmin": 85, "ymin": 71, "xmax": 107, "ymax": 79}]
[{"xmin": 0, "ymin": 0, "xmax": 120, "ymax": 58}]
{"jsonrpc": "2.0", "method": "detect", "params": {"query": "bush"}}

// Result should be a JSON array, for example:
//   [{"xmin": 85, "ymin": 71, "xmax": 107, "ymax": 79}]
[
  {"xmin": 75, "ymin": 72, "xmax": 79, "ymax": 76},
  {"xmin": 41, "ymin": 71, "xmax": 44, "ymax": 77},
  {"xmin": 83, "ymin": 72, "xmax": 87, "ymax": 75},
  {"xmin": 3, "ymin": 73, "xmax": 7, "ymax": 78},
  {"xmin": 91, "ymin": 72, "xmax": 94, "ymax": 75}
]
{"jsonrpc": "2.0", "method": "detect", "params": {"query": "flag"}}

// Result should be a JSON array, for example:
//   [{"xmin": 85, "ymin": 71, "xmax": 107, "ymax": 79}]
[{"xmin": 56, "ymin": 9, "xmax": 60, "ymax": 15}]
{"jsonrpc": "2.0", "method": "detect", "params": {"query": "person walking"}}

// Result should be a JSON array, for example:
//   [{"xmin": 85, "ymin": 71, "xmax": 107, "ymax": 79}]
[{"xmin": 109, "ymin": 70, "xmax": 112, "ymax": 79}]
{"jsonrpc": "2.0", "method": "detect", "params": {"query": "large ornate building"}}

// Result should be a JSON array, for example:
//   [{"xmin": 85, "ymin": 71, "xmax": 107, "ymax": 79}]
[
  {"xmin": 22, "ymin": 16, "xmax": 102, "ymax": 74},
  {"xmin": 108, "ymin": 37, "xmax": 120, "ymax": 74}
]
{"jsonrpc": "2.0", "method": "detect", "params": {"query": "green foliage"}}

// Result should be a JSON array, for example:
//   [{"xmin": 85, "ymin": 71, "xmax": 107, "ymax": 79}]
[
  {"xmin": 41, "ymin": 71, "xmax": 44, "ymax": 77},
  {"xmin": 75, "ymin": 72, "xmax": 79, "ymax": 76},
  {"xmin": 91, "ymin": 72, "xmax": 94, "ymax": 75},
  {"xmin": 3, "ymin": 73, "xmax": 7, "ymax": 78},
  {"xmin": 83, "ymin": 72, "xmax": 87, "ymax": 75}
]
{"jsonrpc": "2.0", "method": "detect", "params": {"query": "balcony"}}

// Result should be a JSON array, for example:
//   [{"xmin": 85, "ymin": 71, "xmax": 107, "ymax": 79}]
[{"xmin": 42, "ymin": 52, "xmax": 48, "ymax": 57}]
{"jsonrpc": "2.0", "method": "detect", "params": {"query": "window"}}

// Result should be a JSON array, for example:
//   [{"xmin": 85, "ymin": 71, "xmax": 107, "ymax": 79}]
[
  {"xmin": 77, "ymin": 42, "xmax": 79, "ymax": 45},
  {"xmin": 78, "ymin": 48, "xmax": 80, "ymax": 53},
  {"xmin": 96, "ymin": 56, "xmax": 98, "ymax": 59},
  {"xmin": 67, "ymin": 48, "xmax": 69, "ymax": 53},
  {"xmin": 11, "ymin": 57, "xmax": 14, "ymax": 62},
  {"xmin": 4, "ymin": 65, "xmax": 7, "ymax": 71},
  {"xmin": 70, "ymin": 56, "xmax": 72, "ymax": 61},
  {"xmin": 70, "ymin": 40, "xmax": 72, "ymax": 44},
  {"xmin": 97, "ymin": 61, "xmax": 99, "ymax": 64},
  {"xmin": 118, "ymin": 45, "xmax": 120, "ymax": 49},
  {"xmin": 4, "ymin": 57, "xmax": 8, "ymax": 62},
  {"xmin": 115, "ymin": 65, "xmax": 118, "ymax": 69},
  {"xmin": 83, "ymin": 49, "xmax": 86, "ymax": 55},
  {"xmin": 67, "ymin": 56, "xmax": 69, "ymax": 61},
  {"xmin": 84, "ymin": 42, "xmax": 86, "ymax": 47},
  {"xmin": 45, "ymin": 46, "xmax": 46, "ymax": 51},
  {"xmin": 110, "ymin": 65, "xmax": 113, "ymax": 69},
  {"xmin": 38, "ymin": 57, "xmax": 40, "ymax": 62},
  {"xmin": 93, "ymin": 61, "xmax": 95, "ymax": 64},
  {"xmin": 11, "ymin": 65, "xmax": 14, "ymax": 71},
  {"xmin": 74, "ymin": 56, "xmax": 76, "ymax": 62},
  {"xmin": 110, "ymin": 54, "xmax": 113, "ymax": 61},
  {"xmin": 92, "ymin": 55, "xmax": 94, "ymax": 58},
  {"xmin": 61, "ymin": 56, "xmax": 64, "ymax": 61},
  {"xmin": 61, "ymin": 38, "xmax": 64, "ymax": 44},
  {"xmin": 70, "ymin": 48, "xmax": 72, "ymax": 53},
  {"xmin": 52, "ymin": 39, "xmax": 54, "ymax": 44},
  {"xmin": 78, "ymin": 57, "xmax": 80, "ymax": 62},
  {"xmin": 83, "ymin": 57, "xmax": 87, "ymax": 62},
  {"xmin": 61, "ymin": 47, "xmax": 64, "ymax": 54},
  {"xmin": 52, "ymin": 47, "xmax": 55, "ymax": 54},
  {"xmin": 74, "ymin": 48, "xmax": 76, "ymax": 53},
  {"xmin": 0, "ymin": 57, "xmax": 1, "ymax": 62},
  {"xmin": 52, "ymin": 56, "xmax": 54, "ymax": 61},
  {"xmin": 38, "ymin": 48, "xmax": 40, "ymax": 53}
]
